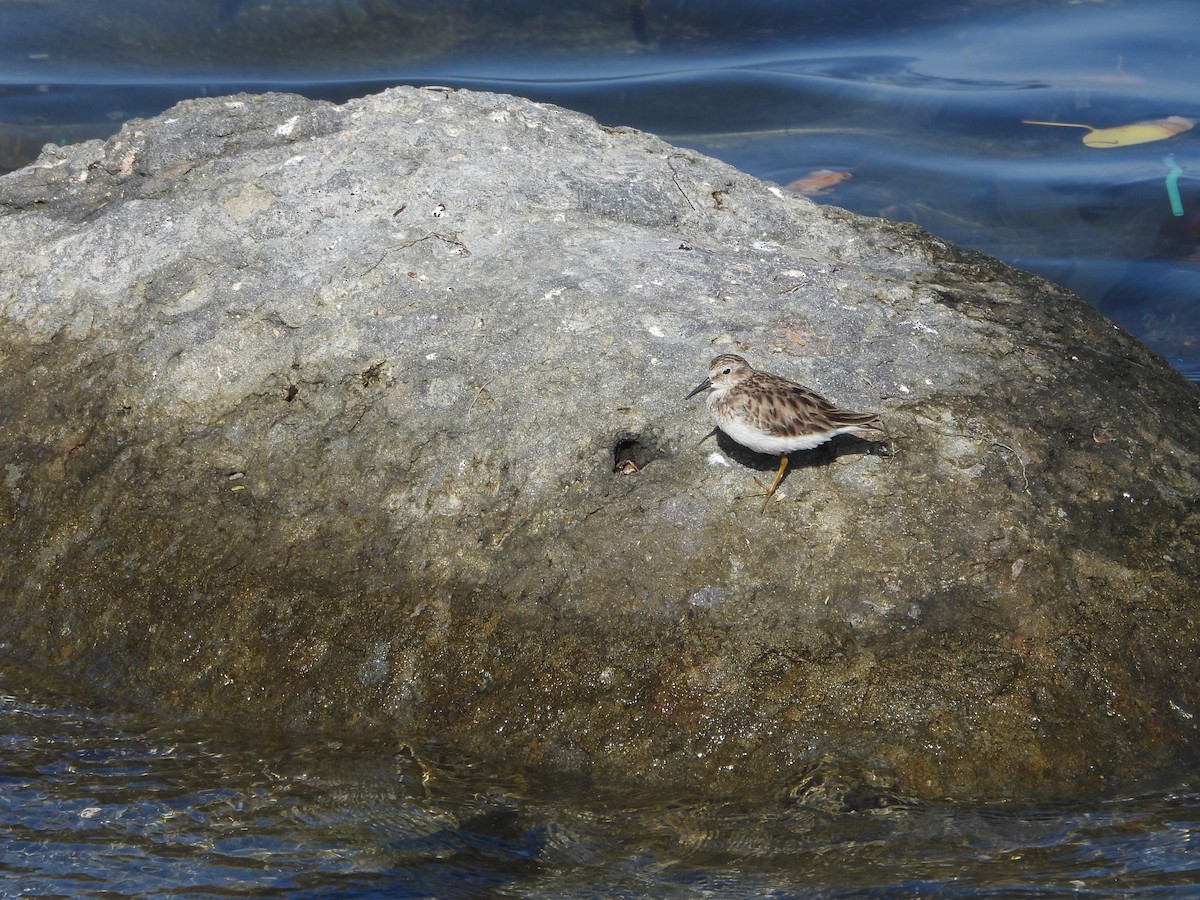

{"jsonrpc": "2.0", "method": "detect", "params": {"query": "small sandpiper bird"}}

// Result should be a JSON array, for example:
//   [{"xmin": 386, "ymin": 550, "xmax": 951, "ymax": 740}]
[{"xmin": 686, "ymin": 353, "xmax": 882, "ymax": 511}]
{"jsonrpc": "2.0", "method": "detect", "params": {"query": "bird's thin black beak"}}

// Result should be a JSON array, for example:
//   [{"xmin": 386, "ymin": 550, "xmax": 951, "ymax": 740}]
[{"xmin": 685, "ymin": 377, "xmax": 712, "ymax": 400}]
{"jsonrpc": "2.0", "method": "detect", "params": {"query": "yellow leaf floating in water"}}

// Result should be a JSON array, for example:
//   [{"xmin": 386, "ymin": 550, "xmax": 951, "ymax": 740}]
[{"xmin": 1022, "ymin": 115, "xmax": 1195, "ymax": 148}]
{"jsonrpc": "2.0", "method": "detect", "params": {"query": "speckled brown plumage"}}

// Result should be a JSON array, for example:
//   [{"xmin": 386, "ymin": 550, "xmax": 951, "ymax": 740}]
[{"xmin": 686, "ymin": 353, "xmax": 882, "ymax": 510}]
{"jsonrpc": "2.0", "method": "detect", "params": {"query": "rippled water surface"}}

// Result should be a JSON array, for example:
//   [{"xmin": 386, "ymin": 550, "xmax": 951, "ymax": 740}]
[
  {"xmin": 2, "ymin": 0, "xmax": 1198, "ymax": 376},
  {"xmin": 3, "ymin": 664, "xmax": 1200, "ymax": 897},
  {"xmin": 2, "ymin": 1, "xmax": 1200, "ymax": 895}
]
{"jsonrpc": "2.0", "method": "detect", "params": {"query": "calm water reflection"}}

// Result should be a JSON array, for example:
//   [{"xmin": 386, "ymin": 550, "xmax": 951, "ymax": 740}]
[{"xmin": 2, "ymin": 663, "xmax": 1199, "ymax": 896}]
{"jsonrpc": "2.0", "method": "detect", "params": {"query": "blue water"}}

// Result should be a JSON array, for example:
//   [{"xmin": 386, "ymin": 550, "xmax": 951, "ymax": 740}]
[
  {"xmin": 4, "ymin": 661, "xmax": 1200, "ymax": 898},
  {"xmin": 2, "ymin": 1, "xmax": 1200, "ymax": 894},
  {"xmin": 2, "ymin": 0, "xmax": 1198, "ymax": 376}
]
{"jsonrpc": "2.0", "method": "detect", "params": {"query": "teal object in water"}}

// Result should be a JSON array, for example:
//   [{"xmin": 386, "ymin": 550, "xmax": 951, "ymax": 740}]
[{"xmin": 1164, "ymin": 155, "xmax": 1184, "ymax": 216}]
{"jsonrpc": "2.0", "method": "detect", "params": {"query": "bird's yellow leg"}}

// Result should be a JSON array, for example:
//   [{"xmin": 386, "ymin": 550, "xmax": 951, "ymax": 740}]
[{"xmin": 749, "ymin": 455, "xmax": 789, "ymax": 512}]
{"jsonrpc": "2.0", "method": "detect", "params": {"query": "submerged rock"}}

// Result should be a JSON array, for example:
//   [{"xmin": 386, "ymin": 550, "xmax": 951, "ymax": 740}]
[{"xmin": 1, "ymin": 86, "xmax": 1198, "ymax": 802}]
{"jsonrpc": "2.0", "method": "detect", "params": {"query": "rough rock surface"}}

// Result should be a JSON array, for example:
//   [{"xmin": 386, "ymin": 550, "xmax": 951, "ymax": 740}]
[{"xmin": 1, "ymin": 86, "xmax": 1198, "ymax": 802}]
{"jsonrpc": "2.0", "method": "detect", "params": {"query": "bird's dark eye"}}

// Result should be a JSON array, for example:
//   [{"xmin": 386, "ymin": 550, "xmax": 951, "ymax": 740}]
[{"xmin": 722, "ymin": 367, "xmax": 731, "ymax": 374}]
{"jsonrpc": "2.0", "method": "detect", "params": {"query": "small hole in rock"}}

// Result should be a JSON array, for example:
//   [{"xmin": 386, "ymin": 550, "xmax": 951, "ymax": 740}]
[
  {"xmin": 284, "ymin": 384, "xmax": 298, "ymax": 402},
  {"xmin": 613, "ymin": 434, "xmax": 664, "ymax": 474}
]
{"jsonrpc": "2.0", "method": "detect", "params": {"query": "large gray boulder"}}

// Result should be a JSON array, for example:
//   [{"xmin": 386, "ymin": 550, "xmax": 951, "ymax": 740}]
[{"xmin": 1, "ymin": 86, "xmax": 1197, "ymax": 802}]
